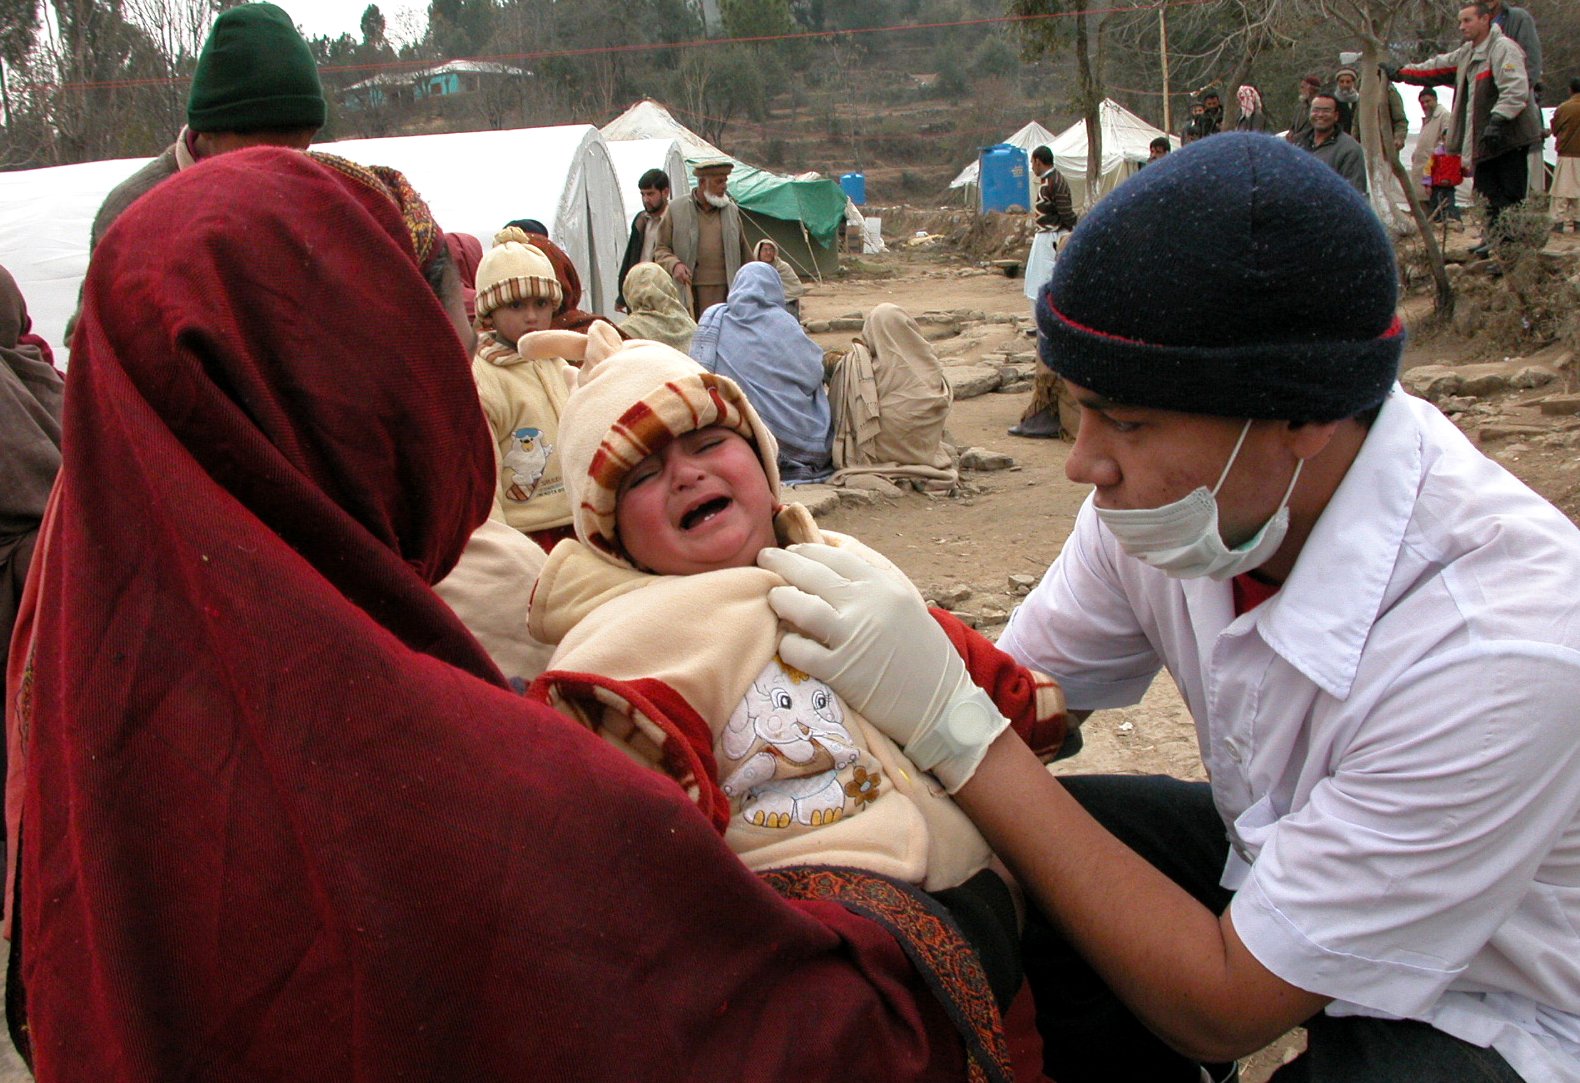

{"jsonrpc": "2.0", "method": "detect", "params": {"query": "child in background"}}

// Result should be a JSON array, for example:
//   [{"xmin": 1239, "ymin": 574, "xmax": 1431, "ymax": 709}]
[
  {"xmin": 471, "ymin": 227, "xmax": 577, "ymax": 552},
  {"xmin": 525, "ymin": 323, "xmax": 1075, "ymax": 1014}
]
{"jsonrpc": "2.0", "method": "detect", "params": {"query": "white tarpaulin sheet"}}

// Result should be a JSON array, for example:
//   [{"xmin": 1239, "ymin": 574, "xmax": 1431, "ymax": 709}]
[
  {"xmin": 320, "ymin": 123, "xmax": 627, "ymax": 316},
  {"xmin": 0, "ymin": 123, "xmax": 629, "ymax": 364},
  {"xmin": 605, "ymin": 137, "xmax": 691, "ymax": 224},
  {"xmin": 0, "ymin": 156, "xmax": 157, "ymax": 362}
]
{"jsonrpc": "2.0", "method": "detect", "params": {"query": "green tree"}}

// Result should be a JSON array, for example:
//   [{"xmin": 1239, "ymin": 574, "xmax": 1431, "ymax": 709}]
[{"xmin": 361, "ymin": 4, "xmax": 388, "ymax": 50}]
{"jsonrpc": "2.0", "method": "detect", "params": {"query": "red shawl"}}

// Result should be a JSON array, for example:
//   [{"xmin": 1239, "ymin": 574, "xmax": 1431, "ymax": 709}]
[
  {"xmin": 527, "ymin": 232, "xmax": 627, "ymax": 338},
  {"xmin": 444, "ymin": 231, "xmax": 484, "ymax": 320},
  {"xmin": 8, "ymin": 148, "xmax": 969, "ymax": 1081}
]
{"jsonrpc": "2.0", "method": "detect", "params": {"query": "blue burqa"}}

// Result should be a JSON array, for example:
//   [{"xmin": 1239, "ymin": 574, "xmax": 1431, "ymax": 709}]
[{"xmin": 690, "ymin": 262, "xmax": 833, "ymax": 483}]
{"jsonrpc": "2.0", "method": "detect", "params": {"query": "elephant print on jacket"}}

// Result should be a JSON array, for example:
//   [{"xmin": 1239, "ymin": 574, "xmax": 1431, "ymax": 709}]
[{"xmin": 718, "ymin": 656, "xmax": 866, "ymax": 829}]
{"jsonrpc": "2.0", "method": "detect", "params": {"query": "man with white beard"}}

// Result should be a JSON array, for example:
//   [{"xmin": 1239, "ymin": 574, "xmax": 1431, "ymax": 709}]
[{"xmin": 655, "ymin": 158, "xmax": 753, "ymax": 317}]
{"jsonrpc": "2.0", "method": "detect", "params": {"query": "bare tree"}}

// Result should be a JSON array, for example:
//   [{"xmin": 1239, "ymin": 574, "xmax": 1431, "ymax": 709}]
[
  {"xmin": 120, "ymin": 0, "xmax": 229, "ymax": 138},
  {"xmin": 1011, "ymin": 0, "xmax": 1106, "ymax": 208}
]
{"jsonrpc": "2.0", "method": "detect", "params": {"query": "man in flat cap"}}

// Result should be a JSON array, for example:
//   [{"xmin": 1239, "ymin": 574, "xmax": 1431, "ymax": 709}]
[
  {"xmin": 68, "ymin": 2, "xmax": 325, "ymax": 343},
  {"xmin": 654, "ymin": 158, "xmax": 753, "ymax": 317}
]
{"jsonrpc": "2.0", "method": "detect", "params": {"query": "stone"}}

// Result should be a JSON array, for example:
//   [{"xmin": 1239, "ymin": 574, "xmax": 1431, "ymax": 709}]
[
  {"xmin": 945, "ymin": 609, "xmax": 981, "ymax": 629},
  {"xmin": 784, "ymin": 484, "xmax": 841, "ymax": 516},
  {"xmin": 1455, "ymin": 362, "xmax": 1522, "ymax": 397},
  {"xmin": 804, "ymin": 319, "xmax": 832, "ymax": 334},
  {"xmin": 1538, "ymin": 396, "xmax": 1580, "ymax": 417},
  {"xmin": 960, "ymin": 447, "xmax": 1016, "ymax": 471},
  {"xmin": 835, "ymin": 487, "xmax": 881, "ymax": 507},
  {"xmin": 935, "ymin": 584, "xmax": 974, "ymax": 606},
  {"xmin": 828, "ymin": 317, "xmax": 864, "ymax": 332},
  {"xmin": 976, "ymin": 604, "xmax": 1010, "ymax": 625},
  {"xmin": 1401, "ymin": 365, "xmax": 1462, "ymax": 402},
  {"xmin": 1509, "ymin": 365, "xmax": 1558, "ymax": 390},
  {"xmin": 1008, "ymin": 573, "xmax": 1038, "ymax": 593},
  {"xmin": 1479, "ymin": 423, "xmax": 1549, "ymax": 442},
  {"xmin": 945, "ymin": 365, "xmax": 1004, "ymax": 399}
]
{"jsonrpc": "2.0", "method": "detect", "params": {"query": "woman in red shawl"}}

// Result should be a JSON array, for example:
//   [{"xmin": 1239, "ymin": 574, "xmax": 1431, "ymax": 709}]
[{"xmin": 4, "ymin": 148, "xmax": 1012, "ymax": 1081}]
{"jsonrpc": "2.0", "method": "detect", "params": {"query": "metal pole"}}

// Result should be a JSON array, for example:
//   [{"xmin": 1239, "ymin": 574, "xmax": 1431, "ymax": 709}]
[{"xmin": 1159, "ymin": 2, "xmax": 1173, "ymax": 134}]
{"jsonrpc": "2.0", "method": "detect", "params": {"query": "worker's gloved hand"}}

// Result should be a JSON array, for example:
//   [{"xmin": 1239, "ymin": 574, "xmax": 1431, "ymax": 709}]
[
  {"xmin": 759, "ymin": 544, "xmax": 1010, "ymax": 792},
  {"xmin": 1480, "ymin": 114, "xmax": 1511, "ymax": 156}
]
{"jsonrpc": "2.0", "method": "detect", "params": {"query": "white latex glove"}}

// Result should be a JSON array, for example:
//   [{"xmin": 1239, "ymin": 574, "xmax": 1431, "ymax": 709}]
[{"xmin": 758, "ymin": 544, "xmax": 1010, "ymax": 792}]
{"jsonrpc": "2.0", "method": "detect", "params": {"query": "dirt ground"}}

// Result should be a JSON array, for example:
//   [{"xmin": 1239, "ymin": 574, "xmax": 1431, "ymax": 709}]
[{"xmin": 797, "ymin": 244, "xmax": 1577, "ymax": 1081}]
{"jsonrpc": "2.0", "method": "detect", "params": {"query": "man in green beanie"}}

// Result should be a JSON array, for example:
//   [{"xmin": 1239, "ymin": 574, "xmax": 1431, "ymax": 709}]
[{"xmin": 67, "ymin": 2, "xmax": 325, "ymax": 344}]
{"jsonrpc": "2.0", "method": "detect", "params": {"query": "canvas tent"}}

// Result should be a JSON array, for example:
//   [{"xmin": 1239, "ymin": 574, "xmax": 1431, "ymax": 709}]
[
  {"xmin": 601, "ymin": 99, "xmax": 847, "ymax": 280},
  {"xmin": 948, "ymin": 120, "xmax": 1060, "ymax": 207},
  {"xmin": 1047, "ymin": 100, "xmax": 1177, "ymax": 207},
  {"xmin": 319, "ymin": 124, "xmax": 627, "ymax": 317},
  {"xmin": 605, "ymin": 137, "xmax": 691, "ymax": 225}
]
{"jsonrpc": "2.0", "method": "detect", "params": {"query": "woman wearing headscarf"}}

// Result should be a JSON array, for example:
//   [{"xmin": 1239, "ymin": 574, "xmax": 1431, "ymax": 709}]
[
  {"xmin": 753, "ymin": 239, "xmax": 806, "ymax": 320},
  {"xmin": 827, "ymin": 303, "xmax": 957, "ymax": 493},
  {"xmin": 4, "ymin": 147, "xmax": 1012, "ymax": 1080},
  {"xmin": 0, "ymin": 265, "xmax": 62, "ymax": 693},
  {"xmin": 444, "ymin": 231, "xmax": 485, "ymax": 320},
  {"xmin": 616, "ymin": 261, "xmax": 696, "ymax": 352},
  {"xmin": 1234, "ymin": 85, "xmax": 1270, "ymax": 133},
  {"xmin": 690, "ymin": 262, "xmax": 833, "ymax": 484}
]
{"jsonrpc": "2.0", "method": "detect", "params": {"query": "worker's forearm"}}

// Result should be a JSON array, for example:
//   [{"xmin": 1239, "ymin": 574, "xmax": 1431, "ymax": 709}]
[{"xmin": 953, "ymin": 732, "xmax": 1324, "ymax": 1061}]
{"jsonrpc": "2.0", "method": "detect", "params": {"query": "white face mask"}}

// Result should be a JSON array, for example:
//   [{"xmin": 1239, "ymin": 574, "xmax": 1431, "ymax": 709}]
[{"xmin": 1094, "ymin": 420, "xmax": 1303, "ymax": 581}]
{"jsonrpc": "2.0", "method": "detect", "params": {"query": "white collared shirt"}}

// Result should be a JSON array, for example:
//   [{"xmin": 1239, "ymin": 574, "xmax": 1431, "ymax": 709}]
[{"xmin": 1000, "ymin": 389, "xmax": 1580, "ymax": 1082}]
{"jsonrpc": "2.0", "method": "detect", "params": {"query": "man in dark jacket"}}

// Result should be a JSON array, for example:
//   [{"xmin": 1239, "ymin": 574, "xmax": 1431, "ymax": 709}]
[
  {"xmin": 1031, "ymin": 146, "xmax": 1077, "ymax": 231},
  {"xmin": 616, "ymin": 168, "xmax": 671, "ymax": 311},
  {"xmin": 1298, "ymin": 94, "xmax": 1368, "ymax": 193},
  {"xmin": 66, "ymin": 2, "xmax": 324, "ymax": 345},
  {"xmin": 1394, "ymin": 1, "xmax": 1542, "ymax": 252}
]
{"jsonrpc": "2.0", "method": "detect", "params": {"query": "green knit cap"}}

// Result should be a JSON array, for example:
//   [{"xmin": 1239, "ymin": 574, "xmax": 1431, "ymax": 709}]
[{"xmin": 187, "ymin": 3, "xmax": 326, "ymax": 133}]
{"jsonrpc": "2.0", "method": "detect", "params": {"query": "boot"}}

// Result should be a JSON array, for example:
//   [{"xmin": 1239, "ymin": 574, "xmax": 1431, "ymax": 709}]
[{"xmin": 1008, "ymin": 407, "xmax": 1062, "ymax": 439}]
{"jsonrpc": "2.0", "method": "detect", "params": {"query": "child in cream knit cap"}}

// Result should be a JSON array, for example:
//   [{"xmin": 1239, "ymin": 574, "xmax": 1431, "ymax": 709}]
[
  {"xmin": 471, "ymin": 226, "xmax": 576, "ymax": 551},
  {"xmin": 524, "ymin": 323, "xmax": 1074, "ymax": 1013}
]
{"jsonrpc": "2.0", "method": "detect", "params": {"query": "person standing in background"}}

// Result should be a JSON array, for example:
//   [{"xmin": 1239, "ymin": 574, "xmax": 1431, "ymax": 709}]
[
  {"xmin": 1551, "ymin": 77, "xmax": 1580, "ymax": 233},
  {"xmin": 654, "ymin": 159, "xmax": 752, "ymax": 318},
  {"xmin": 617, "ymin": 168, "xmax": 671, "ymax": 312}
]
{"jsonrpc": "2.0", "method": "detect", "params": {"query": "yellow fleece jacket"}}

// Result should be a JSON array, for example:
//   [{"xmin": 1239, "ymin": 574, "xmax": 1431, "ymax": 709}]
[
  {"xmin": 471, "ymin": 335, "xmax": 575, "ymax": 534},
  {"xmin": 528, "ymin": 505, "xmax": 992, "ymax": 891}
]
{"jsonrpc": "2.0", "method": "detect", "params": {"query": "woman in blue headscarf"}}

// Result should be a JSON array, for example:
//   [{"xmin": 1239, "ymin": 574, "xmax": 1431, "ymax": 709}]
[{"xmin": 690, "ymin": 262, "xmax": 832, "ymax": 484}]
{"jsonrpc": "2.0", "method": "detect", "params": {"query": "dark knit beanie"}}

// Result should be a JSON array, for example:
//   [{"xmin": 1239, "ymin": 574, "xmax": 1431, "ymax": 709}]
[
  {"xmin": 187, "ymin": 3, "xmax": 326, "ymax": 133},
  {"xmin": 1037, "ymin": 132, "xmax": 1402, "ymax": 422}
]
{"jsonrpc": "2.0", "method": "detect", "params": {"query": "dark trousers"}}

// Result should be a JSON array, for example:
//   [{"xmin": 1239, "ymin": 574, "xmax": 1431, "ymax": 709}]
[
  {"xmin": 1474, "ymin": 149, "xmax": 1529, "ymax": 238},
  {"xmin": 1427, "ymin": 185, "xmax": 1461, "ymax": 223},
  {"xmin": 1024, "ymin": 774, "xmax": 1524, "ymax": 1083}
]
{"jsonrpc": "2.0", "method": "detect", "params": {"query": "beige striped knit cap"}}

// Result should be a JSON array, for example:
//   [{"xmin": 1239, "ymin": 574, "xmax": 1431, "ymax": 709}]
[
  {"xmin": 522, "ymin": 323, "xmax": 780, "ymax": 568},
  {"xmin": 474, "ymin": 226, "xmax": 562, "ymax": 320}
]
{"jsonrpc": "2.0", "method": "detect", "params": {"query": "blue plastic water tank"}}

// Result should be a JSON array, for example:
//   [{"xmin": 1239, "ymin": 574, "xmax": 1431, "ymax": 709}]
[
  {"xmin": 840, "ymin": 172, "xmax": 867, "ymax": 205},
  {"xmin": 978, "ymin": 144, "xmax": 1030, "ymax": 213}
]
